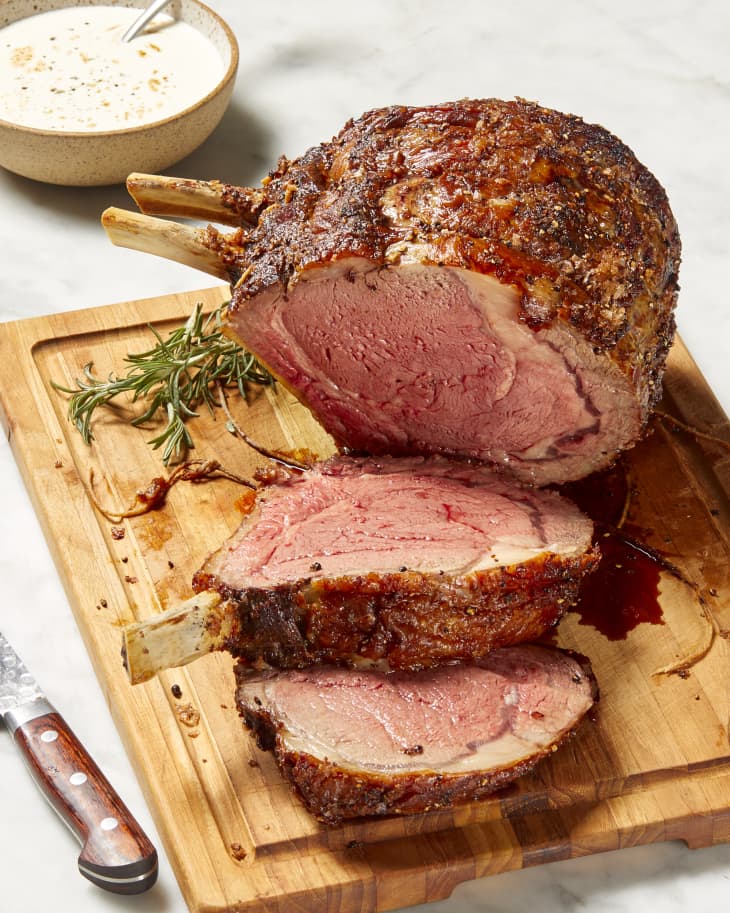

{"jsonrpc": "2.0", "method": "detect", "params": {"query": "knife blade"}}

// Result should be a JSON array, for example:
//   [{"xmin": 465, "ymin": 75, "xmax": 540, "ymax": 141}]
[{"xmin": 0, "ymin": 629, "xmax": 158, "ymax": 894}]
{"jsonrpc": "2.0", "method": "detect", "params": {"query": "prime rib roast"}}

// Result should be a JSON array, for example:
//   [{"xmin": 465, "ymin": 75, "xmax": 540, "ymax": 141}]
[
  {"xmin": 122, "ymin": 455, "xmax": 598, "ymax": 681},
  {"xmin": 107, "ymin": 97, "xmax": 680, "ymax": 822},
  {"xmin": 104, "ymin": 97, "xmax": 680, "ymax": 487},
  {"xmin": 237, "ymin": 645, "xmax": 597, "ymax": 823}
]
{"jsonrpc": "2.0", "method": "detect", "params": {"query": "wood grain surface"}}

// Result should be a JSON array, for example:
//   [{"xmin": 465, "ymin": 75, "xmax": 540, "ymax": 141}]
[{"xmin": 0, "ymin": 287, "xmax": 728, "ymax": 913}]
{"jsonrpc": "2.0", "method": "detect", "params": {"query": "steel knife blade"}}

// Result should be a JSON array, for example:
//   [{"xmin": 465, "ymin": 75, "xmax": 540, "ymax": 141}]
[{"xmin": 0, "ymin": 629, "xmax": 158, "ymax": 894}]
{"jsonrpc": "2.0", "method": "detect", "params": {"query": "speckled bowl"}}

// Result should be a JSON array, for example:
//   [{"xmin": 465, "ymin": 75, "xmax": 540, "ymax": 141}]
[{"xmin": 0, "ymin": 0, "xmax": 238, "ymax": 186}]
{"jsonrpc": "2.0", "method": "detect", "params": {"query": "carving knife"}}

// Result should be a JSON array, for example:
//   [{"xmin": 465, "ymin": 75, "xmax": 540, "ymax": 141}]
[{"xmin": 0, "ymin": 629, "xmax": 158, "ymax": 894}]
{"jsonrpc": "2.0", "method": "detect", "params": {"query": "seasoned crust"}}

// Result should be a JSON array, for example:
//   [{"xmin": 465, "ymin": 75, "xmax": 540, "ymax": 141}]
[
  {"xmin": 192, "ymin": 547, "xmax": 600, "ymax": 672},
  {"xmin": 247, "ymin": 733, "xmax": 539, "ymax": 825},
  {"xmin": 225, "ymin": 98, "xmax": 679, "ymax": 351}
]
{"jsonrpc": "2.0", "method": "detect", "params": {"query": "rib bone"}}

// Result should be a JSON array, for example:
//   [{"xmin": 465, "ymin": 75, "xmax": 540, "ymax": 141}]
[
  {"xmin": 101, "ymin": 208, "xmax": 237, "ymax": 280},
  {"xmin": 126, "ymin": 173, "xmax": 263, "ymax": 227},
  {"xmin": 122, "ymin": 590, "xmax": 237, "ymax": 684}
]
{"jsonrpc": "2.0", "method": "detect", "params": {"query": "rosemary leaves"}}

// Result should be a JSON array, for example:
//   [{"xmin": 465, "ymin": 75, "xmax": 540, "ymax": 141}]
[{"xmin": 53, "ymin": 302, "xmax": 272, "ymax": 464}]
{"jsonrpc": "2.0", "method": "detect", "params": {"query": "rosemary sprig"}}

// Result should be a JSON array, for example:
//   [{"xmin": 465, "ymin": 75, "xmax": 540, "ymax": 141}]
[{"xmin": 52, "ymin": 302, "xmax": 272, "ymax": 464}]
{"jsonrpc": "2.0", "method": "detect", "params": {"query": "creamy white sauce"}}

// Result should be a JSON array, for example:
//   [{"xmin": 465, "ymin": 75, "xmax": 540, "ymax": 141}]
[{"xmin": 0, "ymin": 6, "xmax": 225, "ymax": 131}]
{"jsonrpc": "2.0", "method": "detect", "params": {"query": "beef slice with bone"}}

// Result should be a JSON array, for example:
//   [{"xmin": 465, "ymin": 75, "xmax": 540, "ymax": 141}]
[
  {"xmin": 122, "ymin": 456, "xmax": 598, "ymax": 683},
  {"xmin": 102, "ymin": 97, "xmax": 680, "ymax": 486},
  {"xmin": 237, "ymin": 644, "xmax": 597, "ymax": 824}
]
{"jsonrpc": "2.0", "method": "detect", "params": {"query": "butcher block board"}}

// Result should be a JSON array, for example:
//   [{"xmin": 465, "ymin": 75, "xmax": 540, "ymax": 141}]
[{"xmin": 0, "ymin": 287, "xmax": 729, "ymax": 913}]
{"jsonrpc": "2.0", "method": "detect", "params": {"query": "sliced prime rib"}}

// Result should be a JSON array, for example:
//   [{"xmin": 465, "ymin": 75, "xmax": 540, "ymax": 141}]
[
  {"xmin": 191, "ymin": 455, "xmax": 598, "ymax": 671},
  {"xmin": 237, "ymin": 644, "xmax": 597, "ymax": 823},
  {"xmin": 121, "ymin": 455, "xmax": 598, "ymax": 683},
  {"xmin": 103, "ymin": 97, "xmax": 680, "ymax": 485}
]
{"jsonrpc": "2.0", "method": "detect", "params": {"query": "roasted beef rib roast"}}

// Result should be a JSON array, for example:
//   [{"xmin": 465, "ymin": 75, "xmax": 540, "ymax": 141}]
[
  {"xmin": 103, "ymin": 97, "xmax": 680, "ymax": 485},
  {"xmin": 108, "ymin": 97, "xmax": 681, "ymax": 822}
]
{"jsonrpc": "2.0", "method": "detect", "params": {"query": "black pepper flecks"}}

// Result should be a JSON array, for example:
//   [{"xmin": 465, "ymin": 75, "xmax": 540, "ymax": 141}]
[{"xmin": 402, "ymin": 744, "xmax": 424, "ymax": 756}]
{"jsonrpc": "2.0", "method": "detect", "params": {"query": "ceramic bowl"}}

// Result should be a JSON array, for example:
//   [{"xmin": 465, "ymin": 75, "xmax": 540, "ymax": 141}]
[{"xmin": 0, "ymin": 0, "xmax": 238, "ymax": 186}]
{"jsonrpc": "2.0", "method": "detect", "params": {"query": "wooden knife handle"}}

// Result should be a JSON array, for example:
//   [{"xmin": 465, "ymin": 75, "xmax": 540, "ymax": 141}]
[{"xmin": 13, "ymin": 710, "xmax": 158, "ymax": 894}]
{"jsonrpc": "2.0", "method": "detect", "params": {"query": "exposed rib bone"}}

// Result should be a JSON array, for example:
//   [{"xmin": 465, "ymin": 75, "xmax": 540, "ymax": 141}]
[
  {"xmin": 122, "ymin": 590, "xmax": 237, "ymax": 684},
  {"xmin": 126, "ymin": 173, "xmax": 263, "ymax": 227},
  {"xmin": 101, "ymin": 208, "xmax": 236, "ymax": 280}
]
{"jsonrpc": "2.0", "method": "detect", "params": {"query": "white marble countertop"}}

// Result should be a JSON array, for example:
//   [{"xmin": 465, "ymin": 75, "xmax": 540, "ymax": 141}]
[{"xmin": 1, "ymin": 1, "xmax": 729, "ymax": 911}]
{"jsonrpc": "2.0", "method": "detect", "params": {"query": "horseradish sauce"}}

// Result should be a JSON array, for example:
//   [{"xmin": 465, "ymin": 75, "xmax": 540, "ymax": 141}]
[{"xmin": 0, "ymin": 6, "xmax": 224, "ymax": 131}]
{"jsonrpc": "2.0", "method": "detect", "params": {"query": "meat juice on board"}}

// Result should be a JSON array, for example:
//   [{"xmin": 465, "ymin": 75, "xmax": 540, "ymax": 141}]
[{"xmin": 563, "ymin": 463, "xmax": 669, "ymax": 640}]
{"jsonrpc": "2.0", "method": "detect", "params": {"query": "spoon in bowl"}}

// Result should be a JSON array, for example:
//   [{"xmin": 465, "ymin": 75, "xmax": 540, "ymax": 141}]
[{"xmin": 122, "ymin": 0, "xmax": 174, "ymax": 43}]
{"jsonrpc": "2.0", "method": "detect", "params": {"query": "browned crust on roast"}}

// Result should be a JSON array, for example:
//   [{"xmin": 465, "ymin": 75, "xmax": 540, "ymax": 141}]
[
  {"xmin": 219, "ymin": 184, "xmax": 267, "ymax": 225},
  {"xmin": 221, "ymin": 98, "xmax": 680, "ymax": 420},
  {"xmin": 192, "ymin": 547, "xmax": 599, "ymax": 671},
  {"xmin": 237, "ymin": 654, "xmax": 598, "ymax": 825}
]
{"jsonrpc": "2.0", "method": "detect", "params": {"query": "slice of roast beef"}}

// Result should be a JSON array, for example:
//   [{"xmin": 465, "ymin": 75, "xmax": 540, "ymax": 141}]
[
  {"xmin": 121, "ymin": 455, "xmax": 598, "ymax": 683},
  {"xmin": 236, "ymin": 644, "xmax": 597, "ymax": 823},
  {"xmin": 104, "ymin": 98, "xmax": 680, "ymax": 485},
  {"xmin": 190, "ymin": 454, "xmax": 598, "ymax": 672}
]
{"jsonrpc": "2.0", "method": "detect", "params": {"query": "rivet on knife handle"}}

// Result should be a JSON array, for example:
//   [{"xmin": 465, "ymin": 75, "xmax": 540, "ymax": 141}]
[{"xmin": 12, "ymin": 706, "xmax": 158, "ymax": 894}]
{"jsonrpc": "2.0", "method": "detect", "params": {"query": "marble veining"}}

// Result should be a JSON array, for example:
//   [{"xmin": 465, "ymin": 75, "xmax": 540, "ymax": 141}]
[{"xmin": 0, "ymin": 1, "xmax": 728, "ymax": 911}]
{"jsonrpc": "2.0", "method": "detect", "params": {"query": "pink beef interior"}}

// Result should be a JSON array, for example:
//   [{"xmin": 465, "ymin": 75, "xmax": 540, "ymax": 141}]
[
  {"xmin": 232, "ymin": 259, "xmax": 640, "ymax": 485},
  {"xmin": 209, "ymin": 457, "xmax": 592, "ymax": 589},
  {"xmin": 246, "ymin": 645, "xmax": 594, "ymax": 773}
]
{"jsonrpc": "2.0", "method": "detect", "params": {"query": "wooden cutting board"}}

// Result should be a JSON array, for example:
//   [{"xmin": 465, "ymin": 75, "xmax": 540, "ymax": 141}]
[{"xmin": 0, "ymin": 287, "xmax": 728, "ymax": 913}]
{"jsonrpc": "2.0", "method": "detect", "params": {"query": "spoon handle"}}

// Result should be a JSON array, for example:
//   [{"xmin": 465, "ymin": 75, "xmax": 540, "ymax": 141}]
[{"xmin": 121, "ymin": 0, "xmax": 173, "ymax": 43}]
